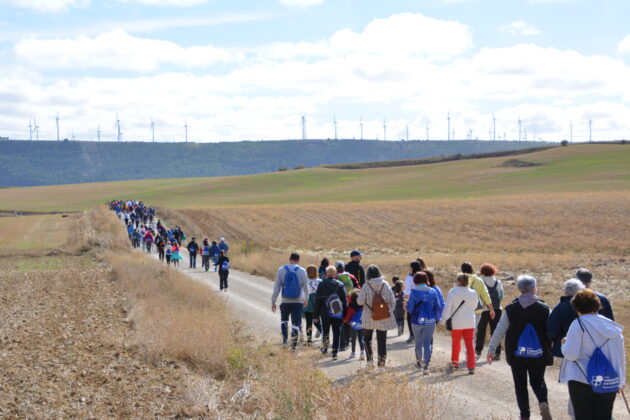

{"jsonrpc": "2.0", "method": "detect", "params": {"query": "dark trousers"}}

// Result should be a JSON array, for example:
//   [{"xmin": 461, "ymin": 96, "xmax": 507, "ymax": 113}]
[
  {"xmin": 341, "ymin": 323, "xmax": 351, "ymax": 349},
  {"xmin": 189, "ymin": 253, "xmax": 197, "ymax": 268},
  {"xmin": 219, "ymin": 270, "xmax": 229, "ymax": 290},
  {"xmin": 321, "ymin": 316, "xmax": 342, "ymax": 355},
  {"xmin": 304, "ymin": 312, "xmax": 321, "ymax": 342},
  {"xmin": 568, "ymin": 380, "xmax": 617, "ymax": 420},
  {"xmin": 363, "ymin": 329, "xmax": 387, "ymax": 365},
  {"xmin": 407, "ymin": 311, "xmax": 414, "ymax": 338},
  {"xmin": 280, "ymin": 303, "xmax": 303, "ymax": 347},
  {"xmin": 202, "ymin": 255, "xmax": 210, "ymax": 271},
  {"xmin": 350, "ymin": 328, "xmax": 364, "ymax": 353},
  {"xmin": 510, "ymin": 359, "xmax": 548, "ymax": 418},
  {"xmin": 475, "ymin": 309, "xmax": 502, "ymax": 356},
  {"xmin": 158, "ymin": 249, "xmax": 164, "ymax": 262},
  {"xmin": 145, "ymin": 242, "xmax": 152, "ymax": 253}
]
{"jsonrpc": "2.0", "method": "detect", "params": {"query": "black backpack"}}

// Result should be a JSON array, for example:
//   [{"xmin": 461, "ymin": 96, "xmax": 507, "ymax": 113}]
[{"xmin": 487, "ymin": 280, "xmax": 501, "ymax": 310}]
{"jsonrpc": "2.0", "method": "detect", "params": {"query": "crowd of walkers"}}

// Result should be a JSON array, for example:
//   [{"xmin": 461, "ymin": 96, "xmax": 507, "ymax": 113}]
[
  {"xmin": 270, "ymin": 250, "xmax": 626, "ymax": 420},
  {"xmin": 109, "ymin": 201, "xmax": 626, "ymax": 420}
]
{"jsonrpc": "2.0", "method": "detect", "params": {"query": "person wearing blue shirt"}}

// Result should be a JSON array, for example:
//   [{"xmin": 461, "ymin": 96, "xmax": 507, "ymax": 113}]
[
  {"xmin": 406, "ymin": 271, "xmax": 441, "ymax": 375},
  {"xmin": 218, "ymin": 237, "xmax": 229, "ymax": 254}
]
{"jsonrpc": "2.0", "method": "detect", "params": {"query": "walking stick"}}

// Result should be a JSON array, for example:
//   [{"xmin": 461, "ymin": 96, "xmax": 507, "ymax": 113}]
[{"xmin": 621, "ymin": 388, "xmax": 630, "ymax": 416}]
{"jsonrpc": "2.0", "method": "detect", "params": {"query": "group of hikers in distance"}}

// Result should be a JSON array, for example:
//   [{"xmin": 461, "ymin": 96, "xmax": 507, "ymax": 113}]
[{"xmin": 109, "ymin": 201, "xmax": 626, "ymax": 420}]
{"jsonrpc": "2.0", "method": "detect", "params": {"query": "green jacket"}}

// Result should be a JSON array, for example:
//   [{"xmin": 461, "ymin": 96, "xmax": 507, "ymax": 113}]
[{"xmin": 468, "ymin": 274, "xmax": 492, "ymax": 313}]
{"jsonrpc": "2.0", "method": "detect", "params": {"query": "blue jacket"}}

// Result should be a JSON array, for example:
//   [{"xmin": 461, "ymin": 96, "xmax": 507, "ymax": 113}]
[
  {"xmin": 432, "ymin": 285, "xmax": 446, "ymax": 321},
  {"xmin": 406, "ymin": 285, "xmax": 441, "ymax": 326},
  {"xmin": 210, "ymin": 244, "xmax": 220, "ymax": 257},
  {"xmin": 219, "ymin": 241, "xmax": 229, "ymax": 252},
  {"xmin": 596, "ymin": 292, "xmax": 614, "ymax": 321},
  {"xmin": 546, "ymin": 296, "xmax": 578, "ymax": 357}
]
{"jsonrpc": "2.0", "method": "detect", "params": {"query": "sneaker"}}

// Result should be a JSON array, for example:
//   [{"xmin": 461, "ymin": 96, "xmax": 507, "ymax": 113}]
[
  {"xmin": 359, "ymin": 351, "xmax": 365, "ymax": 360},
  {"xmin": 423, "ymin": 366, "xmax": 430, "ymax": 376},
  {"xmin": 468, "ymin": 368, "xmax": 475, "ymax": 375},
  {"xmin": 449, "ymin": 363, "xmax": 459, "ymax": 371},
  {"xmin": 331, "ymin": 353, "xmax": 338, "ymax": 361},
  {"xmin": 416, "ymin": 360, "xmax": 422, "ymax": 369},
  {"xmin": 315, "ymin": 331, "xmax": 321, "ymax": 339},
  {"xmin": 406, "ymin": 336, "xmax": 414, "ymax": 344},
  {"xmin": 349, "ymin": 352, "xmax": 356, "ymax": 359},
  {"xmin": 282, "ymin": 340, "xmax": 288, "ymax": 347},
  {"xmin": 494, "ymin": 354, "xmax": 501, "ymax": 361},
  {"xmin": 539, "ymin": 402, "xmax": 552, "ymax": 420},
  {"xmin": 320, "ymin": 347, "xmax": 328, "ymax": 355}
]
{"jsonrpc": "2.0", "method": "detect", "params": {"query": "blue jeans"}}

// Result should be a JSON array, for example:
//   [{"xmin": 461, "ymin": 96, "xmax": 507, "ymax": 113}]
[
  {"xmin": 411, "ymin": 323, "xmax": 436, "ymax": 366},
  {"xmin": 280, "ymin": 303, "xmax": 303, "ymax": 347}
]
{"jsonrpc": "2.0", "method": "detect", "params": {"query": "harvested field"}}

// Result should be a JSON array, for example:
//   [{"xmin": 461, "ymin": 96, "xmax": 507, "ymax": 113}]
[{"xmin": 0, "ymin": 214, "xmax": 75, "ymax": 252}]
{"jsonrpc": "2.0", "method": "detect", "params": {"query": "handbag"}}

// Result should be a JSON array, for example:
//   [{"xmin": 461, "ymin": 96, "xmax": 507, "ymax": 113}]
[{"xmin": 445, "ymin": 300, "xmax": 465, "ymax": 331}]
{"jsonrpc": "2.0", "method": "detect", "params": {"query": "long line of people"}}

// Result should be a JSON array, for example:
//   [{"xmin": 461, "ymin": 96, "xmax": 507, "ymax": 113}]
[{"xmin": 109, "ymin": 201, "xmax": 626, "ymax": 420}]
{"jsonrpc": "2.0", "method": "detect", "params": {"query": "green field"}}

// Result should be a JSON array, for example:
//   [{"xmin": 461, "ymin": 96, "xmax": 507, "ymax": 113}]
[{"xmin": 0, "ymin": 144, "xmax": 628, "ymax": 212}]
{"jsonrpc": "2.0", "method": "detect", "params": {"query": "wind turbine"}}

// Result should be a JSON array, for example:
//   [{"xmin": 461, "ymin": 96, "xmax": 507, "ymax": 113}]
[
  {"xmin": 56, "ymin": 113, "xmax": 60, "ymax": 141},
  {"xmin": 383, "ymin": 118, "xmax": 387, "ymax": 141},
  {"xmin": 492, "ymin": 113, "xmax": 497, "ymax": 141},
  {"xmin": 184, "ymin": 119, "xmax": 188, "ymax": 143},
  {"xmin": 588, "ymin": 118, "xmax": 593, "ymax": 142},
  {"xmin": 33, "ymin": 118, "xmax": 39, "ymax": 140},
  {"xmin": 333, "ymin": 114, "xmax": 338, "ymax": 140},
  {"xmin": 518, "ymin": 117, "xmax": 522, "ymax": 141},
  {"xmin": 301, "ymin": 115, "xmax": 306, "ymax": 140},
  {"xmin": 151, "ymin": 118, "xmax": 155, "ymax": 143},
  {"xmin": 447, "ymin": 112, "xmax": 451, "ymax": 141},
  {"xmin": 426, "ymin": 120, "xmax": 430, "ymax": 141},
  {"xmin": 359, "ymin": 116, "xmax": 363, "ymax": 141},
  {"xmin": 97, "ymin": 124, "xmax": 102, "ymax": 142},
  {"xmin": 28, "ymin": 118, "xmax": 33, "ymax": 141},
  {"xmin": 115, "ymin": 113, "xmax": 122, "ymax": 142},
  {"xmin": 405, "ymin": 121, "xmax": 409, "ymax": 141}
]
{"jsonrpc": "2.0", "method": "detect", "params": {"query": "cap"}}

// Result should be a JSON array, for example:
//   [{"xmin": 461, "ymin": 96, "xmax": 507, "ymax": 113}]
[{"xmin": 350, "ymin": 250, "xmax": 363, "ymax": 257}]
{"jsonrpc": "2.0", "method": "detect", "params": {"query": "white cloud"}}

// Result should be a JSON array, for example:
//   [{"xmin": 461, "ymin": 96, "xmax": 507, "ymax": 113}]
[
  {"xmin": 0, "ymin": 0, "xmax": 88, "ymax": 13},
  {"xmin": 618, "ymin": 34, "xmax": 630, "ymax": 54},
  {"xmin": 14, "ymin": 29, "xmax": 241, "ymax": 72},
  {"xmin": 278, "ymin": 0, "xmax": 323, "ymax": 7},
  {"xmin": 499, "ymin": 21, "xmax": 541, "ymax": 36},
  {"xmin": 116, "ymin": 0, "xmax": 209, "ymax": 5}
]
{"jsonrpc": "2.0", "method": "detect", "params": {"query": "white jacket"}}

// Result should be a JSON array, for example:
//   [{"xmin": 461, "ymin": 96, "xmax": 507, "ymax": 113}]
[
  {"xmin": 440, "ymin": 286, "xmax": 478, "ymax": 330},
  {"xmin": 560, "ymin": 314, "xmax": 626, "ymax": 388}
]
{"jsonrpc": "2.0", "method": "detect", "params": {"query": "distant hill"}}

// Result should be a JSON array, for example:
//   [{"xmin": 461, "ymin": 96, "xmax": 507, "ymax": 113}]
[{"xmin": 0, "ymin": 139, "xmax": 546, "ymax": 187}]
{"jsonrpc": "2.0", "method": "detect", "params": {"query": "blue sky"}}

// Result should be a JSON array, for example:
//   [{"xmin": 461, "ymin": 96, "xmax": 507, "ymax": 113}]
[{"xmin": 1, "ymin": 0, "xmax": 630, "ymax": 142}]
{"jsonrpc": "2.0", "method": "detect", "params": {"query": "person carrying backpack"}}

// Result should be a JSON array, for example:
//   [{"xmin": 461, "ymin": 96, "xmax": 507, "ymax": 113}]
[
  {"xmin": 303, "ymin": 265, "xmax": 322, "ymax": 346},
  {"xmin": 313, "ymin": 265, "xmax": 347, "ymax": 360},
  {"xmin": 210, "ymin": 240, "xmax": 220, "ymax": 272},
  {"xmin": 346, "ymin": 250, "xmax": 365, "ymax": 287},
  {"xmin": 187, "ymin": 237, "xmax": 199, "ymax": 269},
  {"xmin": 335, "ymin": 261, "xmax": 359, "ymax": 351},
  {"xmin": 487, "ymin": 275, "xmax": 553, "ymax": 420},
  {"xmin": 143, "ymin": 230, "xmax": 154, "ymax": 253},
  {"xmin": 216, "ymin": 250, "xmax": 230, "ymax": 292},
  {"xmin": 271, "ymin": 253, "xmax": 309, "ymax": 350},
  {"xmin": 156, "ymin": 236, "xmax": 165, "ymax": 262},
  {"xmin": 201, "ymin": 238, "xmax": 211, "ymax": 272},
  {"xmin": 404, "ymin": 261, "xmax": 424, "ymax": 343},
  {"xmin": 461, "ymin": 262, "xmax": 496, "ymax": 329},
  {"xmin": 357, "ymin": 265, "xmax": 397, "ymax": 367},
  {"xmin": 343, "ymin": 289, "xmax": 365, "ymax": 360},
  {"xmin": 475, "ymin": 263, "xmax": 504, "ymax": 359},
  {"xmin": 165, "ymin": 241, "xmax": 173, "ymax": 266},
  {"xmin": 560, "ymin": 288, "xmax": 625, "ymax": 420},
  {"xmin": 407, "ymin": 272, "xmax": 441, "ymax": 375},
  {"xmin": 392, "ymin": 278, "xmax": 405, "ymax": 336}
]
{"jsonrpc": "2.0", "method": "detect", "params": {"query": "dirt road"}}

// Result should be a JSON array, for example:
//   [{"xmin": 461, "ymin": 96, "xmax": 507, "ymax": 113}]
[{"xmin": 148, "ymin": 248, "xmax": 625, "ymax": 420}]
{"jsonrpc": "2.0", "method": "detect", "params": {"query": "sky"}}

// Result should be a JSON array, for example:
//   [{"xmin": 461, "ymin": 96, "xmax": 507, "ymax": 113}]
[{"xmin": 1, "ymin": 0, "xmax": 630, "ymax": 142}]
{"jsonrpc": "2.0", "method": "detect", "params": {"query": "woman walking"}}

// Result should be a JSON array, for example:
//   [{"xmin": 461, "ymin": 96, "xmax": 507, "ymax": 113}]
[
  {"xmin": 475, "ymin": 263, "xmax": 504, "ymax": 359},
  {"xmin": 304, "ymin": 265, "xmax": 322, "ymax": 346},
  {"xmin": 357, "ymin": 265, "xmax": 397, "ymax": 367},
  {"xmin": 318, "ymin": 258, "xmax": 329, "ymax": 280},
  {"xmin": 560, "ymin": 289, "xmax": 625, "ymax": 420},
  {"xmin": 392, "ymin": 278, "xmax": 406, "ymax": 336},
  {"xmin": 201, "ymin": 238, "xmax": 211, "ymax": 272},
  {"xmin": 216, "ymin": 250, "xmax": 230, "ymax": 291},
  {"xmin": 165, "ymin": 241, "xmax": 173, "ymax": 267},
  {"xmin": 171, "ymin": 241, "xmax": 183, "ymax": 267},
  {"xmin": 343, "ymin": 289, "xmax": 365, "ymax": 359},
  {"xmin": 441, "ymin": 273, "xmax": 479, "ymax": 374},
  {"xmin": 406, "ymin": 271, "xmax": 441, "ymax": 374},
  {"xmin": 313, "ymin": 265, "xmax": 347, "ymax": 360}
]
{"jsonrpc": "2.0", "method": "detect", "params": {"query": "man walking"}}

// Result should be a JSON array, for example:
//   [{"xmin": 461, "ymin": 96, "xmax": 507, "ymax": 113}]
[
  {"xmin": 218, "ymin": 237, "xmax": 229, "ymax": 255},
  {"xmin": 187, "ymin": 237, "xmax": 199, "ymax": 269},
  {"xmin": 575, "ymin": 268, "xmax": 614, "ymax": 320},
  {"xmin": 346, "ymin": 250, "xmax": 366, "ymax": 287},
  {"xmin": 271, "ymin": 253, "xmax": 309, "ymax": 350}
]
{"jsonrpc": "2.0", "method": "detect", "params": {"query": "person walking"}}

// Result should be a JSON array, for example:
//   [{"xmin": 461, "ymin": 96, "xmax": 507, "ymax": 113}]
[
  {"xmin": 210, "ymin": 240, "xmax": 220, "ymax": 272},
  {"xmin": 343, "ymin": 289, "xmax": 365, "ymax": 360},
  {"xmin": 346, "ymin": 250, "xmax": 366, "ymax": 287},
  {"xmin": 143, "ymin": 229, "xmax": 154, "ymax": 253},
  {"xmin": 303, "ymin": 265, "xmax": 322, "ymax": 346},
  {"xmin": 165, "ymin": 241, "xmax": 173, "ymax": 267},
  {"xmin": 357, "ymin": 265, "xmax": 397, "ymax": 367},
  {"xmin": 218, "ymin": 237, "xmax": 229, "ymax": 255},
  {"xmin": 335, "ymin": 261, "xmax": 359, "ymax": 351},
  {"xmin": 560, "ymin": 288, "xmax": 626, "ymax": 420},
  {"xmin": 156, "ymin": 236, "xmax": 165, "ymax": 262},
  {"xmin": 404, "ymin": 261, "xmax": 423, "ymax": 343},
  {"xmin": 406, "ymin": 271, "xmax": 441, "ymax": 375},
  {"xmin": 271, "ymin": 253, "xmax": 309, "ymax": 350},
  {"xmin": 546, "ymin": 279, "xmax": 585, "ymax": 419},
  {"xmin": 575, "ymin": 268, "xmax": 614, "ymax": 320},
  {"xmin": 392, "ymin": 278, "xmax": 406, "ymax": 336},
  {"xmin": 461, "ymin": 262, "xmax": 496, "ymax": 330},
  {"xmin": 441, "ymin": 273, "xmax": 479, "ymax": 374},
  {"xmin": 487, "ymin": 275, "xmax": 553, "ymax": 420},
  {"xmin": 318, "ymin": 258, "xmax": 329, "ymax": 280},
  {"xmin": 187, "ymin": 237, "xmax": 199, "ymax": 269},
  {"xmin": 475, "ymin": 263, "xmax": 504, "ymax": 359},
  {"xmin": 216, "ymin": 250, "xmax": 230, "ymax": 292},
  {"xmin": 424, "ymin": 269, "xmax": 446, "ymax": 324},
  {"xmin": 313, "ymin": 265, "xmax": 347, "ymax": 360},
  {"xmin": 171, "ymin": 241, "xmax": 183, "ymax": 267},
  {"xmin": 201, "ymin": 238, "xmax": 211, "ymax": 272}
]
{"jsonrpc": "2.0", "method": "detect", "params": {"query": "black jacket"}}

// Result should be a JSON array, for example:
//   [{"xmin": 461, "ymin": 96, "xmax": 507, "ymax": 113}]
[
  {"xmin": 313, "ymin": 277, "xmax": 347, "ymax": 319},
  {"xmin": 187, "ymin": 240, "xmax": 199, "ymax": 253},
  {"xmin": 504, "ymin": 298, "xmax": 553, "ymax": 367},
  {"xmin": 345, "ymin": 261, "xmax": 366, "ymax": 287},
  {"xmin": 546, "ymin": 296, "xmax": 578, "ymax": 358},
  {"xmin": 216, "ymin": 255, "xmax": 230, "ymax": 272}
]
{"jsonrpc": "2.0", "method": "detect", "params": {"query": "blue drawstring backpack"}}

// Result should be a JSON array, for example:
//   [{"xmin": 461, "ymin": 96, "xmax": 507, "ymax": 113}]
[
  {"xmin": 515, "ymin": 323, "xmax": 543, "ymax": 358},
  {"xmin": 575, "ymin": 318, "xmax": 620, "ymax": 394},
  {"xmin": 350, "ymin": 309, "xmax": 363, "ymax": 330},
  {"xmin": 281, "ymin": 265, "xmax": 301, "ymax": 299}
]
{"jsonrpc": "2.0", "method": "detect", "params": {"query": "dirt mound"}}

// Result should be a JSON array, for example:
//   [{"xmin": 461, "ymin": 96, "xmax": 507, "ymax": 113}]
[{"xmin": 500, "ymin": 158, "xmax": 542, "ymax": 168}]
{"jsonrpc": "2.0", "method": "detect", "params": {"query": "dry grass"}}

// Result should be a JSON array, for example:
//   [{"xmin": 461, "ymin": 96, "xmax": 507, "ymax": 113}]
[{"xmin": 0, "ymin": 213, "xmax": 75, "ymax": 252}]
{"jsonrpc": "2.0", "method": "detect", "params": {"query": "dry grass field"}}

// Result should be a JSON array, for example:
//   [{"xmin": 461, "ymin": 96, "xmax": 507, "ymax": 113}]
[{"xmin": 0, "ymin": 214, "xmax": 75, "ymax": 252}]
